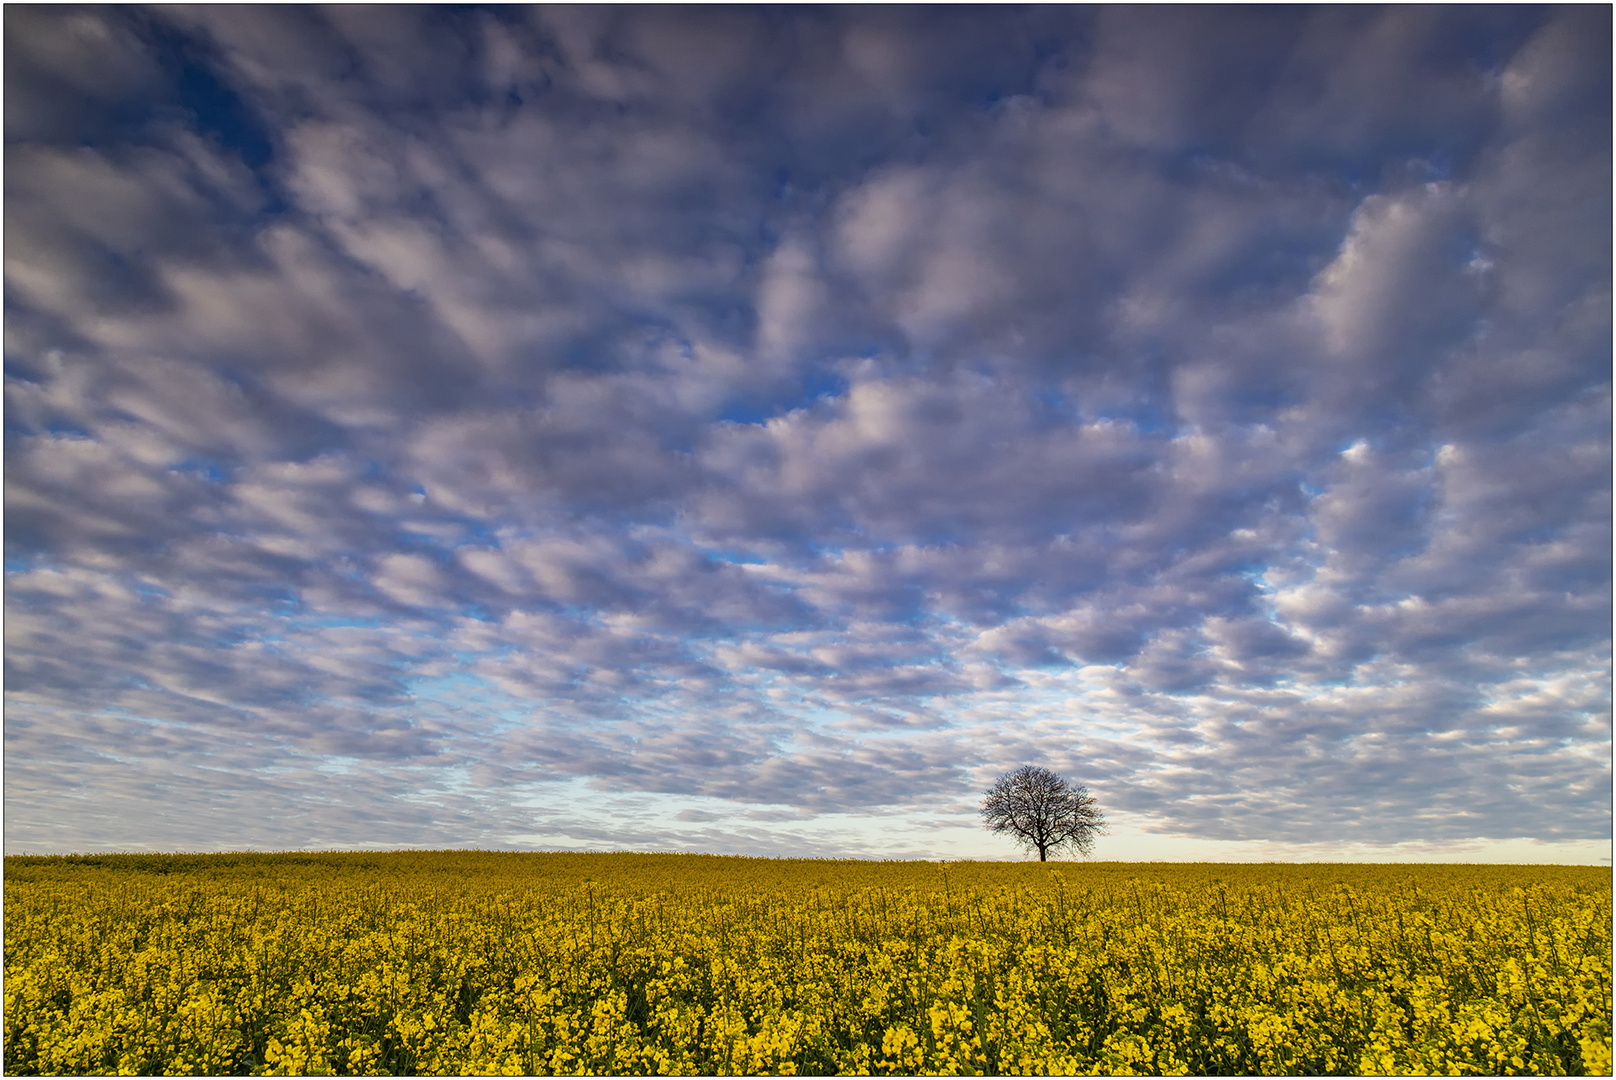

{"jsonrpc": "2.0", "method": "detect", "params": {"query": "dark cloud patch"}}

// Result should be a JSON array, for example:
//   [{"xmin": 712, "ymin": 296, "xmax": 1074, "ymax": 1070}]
[
  {"xmin": 5, "ymin": 7, "xmax": 1607, "ymax": 857},
  {"xmin": 4, "ymin": 7, "xmax": 165, "ymax": 144}
]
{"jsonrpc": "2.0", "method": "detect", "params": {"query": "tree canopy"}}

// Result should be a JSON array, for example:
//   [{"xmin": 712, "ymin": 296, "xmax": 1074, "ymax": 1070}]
[{"xmin": 980, "ymin": 765, "xmax": 1106, "ymax": 861}]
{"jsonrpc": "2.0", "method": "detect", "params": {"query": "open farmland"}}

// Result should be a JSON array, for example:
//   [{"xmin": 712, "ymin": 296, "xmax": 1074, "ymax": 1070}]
[{"xmin": 3, "ymin": 852, "xmax": 1609, "ymax": 1075}]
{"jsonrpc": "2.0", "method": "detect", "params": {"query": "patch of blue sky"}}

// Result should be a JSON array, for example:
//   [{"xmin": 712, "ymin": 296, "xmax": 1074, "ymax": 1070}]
[
  {"xmin": 167, "ymin": 458, "xmax": 231, "ymax": 483},
  {"xmin": 139, "ymin": 15, "xmax": 283, "ymax": 215},
  {"xmin": 403, "ymin": 671, "xmax": 534, "ymax": 727},
  {"xmin": 721, "ymin": 537, "xmax": 857, "ymax": 564},
  {"xmin": 292, "ymin": 614, "xmax": 389, "ymax": 631},
  {"xmin": 767, "ymin": 702, "xmax": 859, "ymax": 742},
  {"xmin": 696, "ymin": 545, "xmax": 770, "ymax": 567},
  {"xmin": 449, "ymin": 518, "xmax": 503, "ymax": 547},
  {"xmin": 959, "ymin": 669, "xmax": 1177, "ymax": 733},
  {"xmin": 716, "ymin": 367, "xmax": 854, "ymax": 428},
  {"xmin": 31, "ymin": 421, "xmax": 95, "ymax": 440}
]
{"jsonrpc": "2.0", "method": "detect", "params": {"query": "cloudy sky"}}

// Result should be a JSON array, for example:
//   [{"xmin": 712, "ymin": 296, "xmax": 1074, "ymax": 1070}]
[{"xmin": 5, "ymin": 6, "xmax": 1610, "ymax": 862}]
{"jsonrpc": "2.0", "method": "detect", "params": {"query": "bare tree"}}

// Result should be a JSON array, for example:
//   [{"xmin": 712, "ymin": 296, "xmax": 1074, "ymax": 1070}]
[{"xmin": 980, "ymin": 765, "xmax": 1106, "ymax": 861}]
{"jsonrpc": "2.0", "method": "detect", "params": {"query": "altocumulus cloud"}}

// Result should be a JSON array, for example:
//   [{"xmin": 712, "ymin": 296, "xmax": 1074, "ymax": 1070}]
[{"xmin": 4, "ymin": 6, "xmax": 1610, "ymax": 860}]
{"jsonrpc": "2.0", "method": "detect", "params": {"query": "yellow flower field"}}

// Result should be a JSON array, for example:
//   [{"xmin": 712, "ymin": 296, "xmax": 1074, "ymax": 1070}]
[{"xmin": 3, "ymin": 852, "xmax": 1609, "ymax": 1076}]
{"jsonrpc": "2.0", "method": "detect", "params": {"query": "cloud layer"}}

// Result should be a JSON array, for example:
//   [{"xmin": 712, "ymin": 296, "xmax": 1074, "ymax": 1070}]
[{"xmin": 5, "ymin": 6, "xmax": 1609, "ymax": 858}]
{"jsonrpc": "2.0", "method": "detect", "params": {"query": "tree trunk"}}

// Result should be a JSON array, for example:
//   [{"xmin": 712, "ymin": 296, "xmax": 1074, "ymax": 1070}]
[{"xmin": 1038, "ymin": 846, "xmax": 1047, "ymax": 861}]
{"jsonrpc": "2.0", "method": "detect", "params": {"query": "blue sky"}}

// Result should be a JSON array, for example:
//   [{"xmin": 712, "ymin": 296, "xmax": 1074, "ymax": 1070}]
[{"xmin": 4, "ymin": 5, "xmax": 1610, "ymax": 862}]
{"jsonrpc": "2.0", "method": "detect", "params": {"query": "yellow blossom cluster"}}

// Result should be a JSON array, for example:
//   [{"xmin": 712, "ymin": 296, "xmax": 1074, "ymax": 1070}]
[{"xmin": 4, "ymin": 852, "xmax": 1609, "ymax": 1075}]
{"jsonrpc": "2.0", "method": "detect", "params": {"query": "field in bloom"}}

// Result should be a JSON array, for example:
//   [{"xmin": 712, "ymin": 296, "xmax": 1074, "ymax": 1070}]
[{"xmin": 3, "ymin": 852, "xmax": 1610, "ymax": 1076}]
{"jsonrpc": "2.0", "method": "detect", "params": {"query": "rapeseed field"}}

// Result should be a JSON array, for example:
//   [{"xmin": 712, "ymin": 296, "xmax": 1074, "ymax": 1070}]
[{"xmin": 3, "ymin": 851, "xmax": 1609, "ymax": 1076}]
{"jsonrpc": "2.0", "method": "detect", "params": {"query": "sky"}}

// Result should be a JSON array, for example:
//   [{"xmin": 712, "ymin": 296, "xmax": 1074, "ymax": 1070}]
[{"xmin": 4, "ymin": 5, "xmax": 1610, "ymax": 863}]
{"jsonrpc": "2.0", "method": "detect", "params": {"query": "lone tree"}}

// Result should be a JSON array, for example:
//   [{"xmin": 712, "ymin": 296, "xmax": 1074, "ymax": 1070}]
[{"xmin": 980, "ymin": 765, "xmax": 1106, "ymax": 861}]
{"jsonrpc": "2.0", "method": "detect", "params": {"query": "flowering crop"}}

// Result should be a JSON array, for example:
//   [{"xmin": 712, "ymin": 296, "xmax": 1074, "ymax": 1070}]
[{"xmin": 4, "ymin": 852, "xmax": 1609, "ymax": 1075}]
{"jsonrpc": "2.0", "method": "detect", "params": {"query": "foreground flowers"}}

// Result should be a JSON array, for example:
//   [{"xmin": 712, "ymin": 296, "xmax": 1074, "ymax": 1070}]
[{"xmin": 4, "ymin": 852, "xmax": 1609, "ymax": 1075}]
